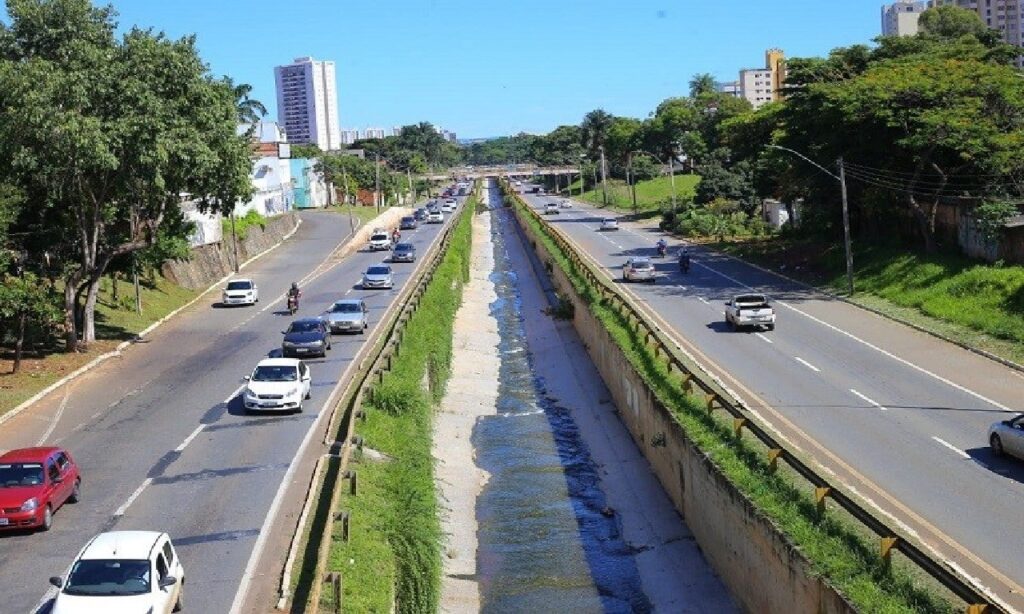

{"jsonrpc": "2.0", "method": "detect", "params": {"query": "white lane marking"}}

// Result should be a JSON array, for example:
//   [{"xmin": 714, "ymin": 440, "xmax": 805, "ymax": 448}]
[
  {"xmin": 794, "ymin": 357, "xmax": 820, "ymax": 372},
  {"xmin": 932, "ymin": 436, "xmax": 970, "ymax": 459},
  {"xmin": 224, "ymin": 383, "xmax": 246, "ymax": 405},
  {"xmin": 691, "ymin": 259, "xmax": 1015, "ymax": 413},
  {"xmin": 850, "ymin": 389, "xmax": 888, "ymax": 411},
  {"xmin": 36, "ymin": 387, "xmax": 72, "ymax": 446},
  {"xmin": 755, "ymin": 333, "xmax": 774, "ymax": 344},
  {"xmin": 114, "ymin": 478, "xmax": 153, "ymax": 517},
  {"xmin": 696, "ymin": 297, "xmax": 709, "ymax": 305},
  {"xmin": 174, "ymin": 425, "xmax": 207, "ymax": 453}
]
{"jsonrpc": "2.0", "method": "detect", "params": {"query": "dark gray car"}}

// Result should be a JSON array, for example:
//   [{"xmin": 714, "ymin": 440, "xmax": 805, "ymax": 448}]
[
  {"xmin": 392, "ymin": 243, "xmax": 416, "ymax": 263},
  {"xmin": 281, "ymin": 318, "xmax": 331, "ymax": 357},
  {"xmin": 324, "ymin": 299, "xmax": 368, "ymax": 335}
]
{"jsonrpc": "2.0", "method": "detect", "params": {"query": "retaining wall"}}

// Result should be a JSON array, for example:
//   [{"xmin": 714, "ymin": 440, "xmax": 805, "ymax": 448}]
[
  {"xmin": 161, "ymin": 212, "xmax": 299, "ymax": 290},
  {"xmin": 512, "ymin": 205, "xmax": 856, "ymax": 614}
]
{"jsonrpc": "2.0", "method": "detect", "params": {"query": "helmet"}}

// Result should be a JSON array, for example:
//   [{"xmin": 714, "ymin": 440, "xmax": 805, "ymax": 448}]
[{"xmin": 291, "ymin": 282, "xmax": 298, "ymax": 290}]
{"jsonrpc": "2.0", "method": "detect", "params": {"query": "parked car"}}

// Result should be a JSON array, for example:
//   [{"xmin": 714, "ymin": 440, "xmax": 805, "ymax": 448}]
[
  {"xmin": 600, "ymin": 218, "xmax": 619, "ymax": 231},
  {"xmin": 243, "ymin": 358, "xmax": 312, "ymax": 412},
  {"xmin": 400, "ymin": 216, "xmax": 418, "ymax": 230},
  {"xmin": 368, "ymin": 229, "xmax": 391, "ymax": 251},
  {"xmin": 281, "ymin": 318, "xmax": 331, "ymax": 357},
  {"xmin": 324, "ymin": 299, "xmax": 368, "ymax": 334},
  {"xmin": 221, "ymin": 279, "xmax": 258, "ymax": 306},
  {"xmin": 413, "ymin": 208, "xmax": 428, "ymax": 222},
  {"xmin": 544, "ymin": 203, "xmax": 560, "ymax": 215},
  {"xmin": 392, "ymin": 242, "xmax": 417, "ymax": 263},
  {"xmin": 427, "ymin": 210, "xmax": 444, "ymax": 223},
  {"xmin": 622, "ymin": 257, "xmax": 656, "ymax": 283},
  {"xmin": 0, "ymin": 447, "xmax": 80, "ymax": 532},
  {"xmin": 724, "ymin": 294, "xmax": 776, "ymax": 331},
  {"xmin": 990, "ymin": 414, "xmax": 1024, "ymax": 460},
  {"xmin": 362, "ymin": 264, "xmax": 394, "ymax": 289},
  {"xmin": 49, "ymin": 531, "xmax": 184, "ymax": 613}
]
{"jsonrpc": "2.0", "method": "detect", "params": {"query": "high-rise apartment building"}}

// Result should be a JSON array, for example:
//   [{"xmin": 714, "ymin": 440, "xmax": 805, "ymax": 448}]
[
  {"xmin": 716, "ymin": 81, "xmax": 742, "ymax": 98},
  {"xmin": 340, "ymin": 129, "xmax": 359, "ymax": 145},
  {"xmin": 882, "ymin": 1, "xmax": 927, "ymax": 36},
  {"xmin": 738, "ymin": 49, "xmax": 786, "ymax": 109},
  {"xmin": 928, "ymin": 0, "xmax": 1023, "ymax": 47},
  {"xmin": 362, "ymin": 128, "xmax": 386, "ymax": 140},
  {"xmin": 274, "ymin": 57, "xmax": 342, "ymax": 151}
]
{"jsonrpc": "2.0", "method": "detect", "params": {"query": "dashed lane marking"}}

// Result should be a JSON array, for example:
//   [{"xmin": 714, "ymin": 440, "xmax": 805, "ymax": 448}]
[
  {"xmin": 794, "ymin": 357, "xmax": 820, "ymax": 372},
  {"xmin": 850, "ymin": 389, "xmax": 888, "ymax": 411},
  {"xmin": 932, "ymin": 436, "xmax": 970, "ymax": 459},
  {"xmin": 174, "ymin": 425, "xmax": 207, "ymax": 453},
  {"xmin": 114, "ymin": 478, "xmax": 153, "ymax": 517},
  {"xmin": 755, "ymin": 333, "xmax": 774, "ymax": 344}
]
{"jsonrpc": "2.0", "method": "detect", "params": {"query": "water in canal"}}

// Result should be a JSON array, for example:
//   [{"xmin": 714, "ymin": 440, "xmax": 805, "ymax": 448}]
[{"xmin": 474, "ymin": 202, "xmax": 651, "ymax": 614}]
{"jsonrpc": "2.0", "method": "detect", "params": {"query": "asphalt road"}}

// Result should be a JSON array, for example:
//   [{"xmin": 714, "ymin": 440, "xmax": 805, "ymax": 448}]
[
  {"xmin": 0, "ymin": 198, "xmax": 462, "ymax": 614},
  {"xmin": 520, "ymin": 188, "xmax": 1024, "ymax": 612}
]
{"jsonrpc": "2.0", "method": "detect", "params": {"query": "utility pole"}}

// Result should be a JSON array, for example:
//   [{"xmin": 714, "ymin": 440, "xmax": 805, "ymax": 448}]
[
  {"xmin": 229, "ymin": 210, "xmax": 240, "ymax": 273},
  {"xmin": 599, "ymin": 145, "xmax": 608, "ymax": 207},
  {"xmin": 838, "ymin": 157, "xmax": 854, "ymax": 295},
  {"xmin": 627, "ymin": 153, "xmax": 637, "ymax": 215},
  {"xmin": 406, "ymin": 167, "xmax": 413, "ymax": 202},
  {"xmin": 669, "ymin": 154, "xmax": 678, "ymax": 214},
  {"xmin": 341, "ymin": 165, "xmax": 355, "ymax": 236},
  {"xmin": 374, "ymin": 152, "xmax": 381, "ymax": 213}
]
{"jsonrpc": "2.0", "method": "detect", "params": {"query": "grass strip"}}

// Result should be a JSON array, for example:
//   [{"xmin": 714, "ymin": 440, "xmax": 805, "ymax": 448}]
[
  {"xmin": 513, "ymin": 193, "xmax": 955, "ymax": 613},
  {"xmin": 563, "ymin": 174, "xmax": 700, "ymax": 213},
  {"xmin": 326, "ymin": 197, "xmax": 475, "ymax": 613}
]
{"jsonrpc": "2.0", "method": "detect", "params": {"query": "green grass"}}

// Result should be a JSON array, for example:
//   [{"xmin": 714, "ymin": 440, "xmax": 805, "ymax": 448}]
[
  {"xmin": 325, "ymin": 196, "xmax": 475, "ymax": 613},
  {"xmin": 714, "ymin": 237, "xmax": 1024, "ymax": 365},
  {"xmin": 222, "ymin": 209, "xmax": 266, "ymax": 241},
  {"xmin": 325, "ymin": 204, "xmax": 391, "ymax": 227},
  {"xmin": 512, "ymin": 189, "xmax": 955, "ymax": 614},
  {"xmin": 563, "ymin": 174, "xmax": 701, "ymax": 214},
  {"xmin": 0, "ymin": 273, "xmax": 198, "ymax": 415}
]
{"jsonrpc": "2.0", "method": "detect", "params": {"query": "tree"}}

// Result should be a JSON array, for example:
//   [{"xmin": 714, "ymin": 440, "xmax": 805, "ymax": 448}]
[
  {"xmin": 0, "ymin": 0, "xmax": 254, "ymax": 350},
  {"xmin": 0, "ymin": 273, "xmax": 60, "ymax": 373},
  {"xmin": 688, "ymin": 73, "xmax": 717, "ymax": 98},
  {"xmin": 230, "ymin": 79, "xmax": 268, "ymax": 126},
  {"xmin": 290, "ymin": 144, "xmax": 322, "ymax": 160},
  {"xmin": 580, "ymin": 109, "xmax": 614, "ymax": 157}
]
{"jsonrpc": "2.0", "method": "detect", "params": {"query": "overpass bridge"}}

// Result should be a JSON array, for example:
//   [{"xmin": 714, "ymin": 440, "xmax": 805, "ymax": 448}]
[{"xmin": 423, "ymin": 165, "xmax": 580, "ymax": 181}]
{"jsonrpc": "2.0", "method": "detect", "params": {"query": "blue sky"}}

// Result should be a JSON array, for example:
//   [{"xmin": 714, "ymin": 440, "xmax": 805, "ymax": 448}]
[{"xmin": 50, "ymin": 1, "xmax": 884, "ymax": 138}]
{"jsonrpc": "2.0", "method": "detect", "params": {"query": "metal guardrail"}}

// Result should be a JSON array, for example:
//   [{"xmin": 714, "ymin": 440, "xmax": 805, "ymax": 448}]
[
  {"xmin": 502, "ymin": 179, "xmax": 1002, "ymax": 614},
  {"xmin": 300, "ymin": 194, "xmax": 475, "ymax": 613}
]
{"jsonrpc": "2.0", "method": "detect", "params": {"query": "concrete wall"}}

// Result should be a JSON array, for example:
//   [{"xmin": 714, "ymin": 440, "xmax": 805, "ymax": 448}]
[
  {"xmin": 512, "ymin": 205, "xmax": 856, "ymax": 614},
  {"xmin": 161, "ymin": 212, "xmax": 300, "ymax": 290}
]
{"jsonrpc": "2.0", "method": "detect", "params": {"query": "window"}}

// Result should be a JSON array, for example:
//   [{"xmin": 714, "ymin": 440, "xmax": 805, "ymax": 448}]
[
  {"xmin": 162, "ymin": 542, "xmax": 175, "ymax": 567},
  {"xmin": 55, "ymin": 453, "xmax": 69, "ymax": 471},
  {"xmin": 155, "ymin": 554, "xmax": 169, "ymax": 581},
  {"xmin": 47, "ymin": 460, "xmax": 60, "ymax": 482}
]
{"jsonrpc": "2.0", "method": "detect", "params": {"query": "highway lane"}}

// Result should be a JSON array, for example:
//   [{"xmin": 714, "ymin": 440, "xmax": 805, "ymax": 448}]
[
  {"xmin": 0, "ymin": 198, "xmax": 463, "ymax": 614},
  {"xmin": 519, "ymin": 189, "xmax": 1024, "ymax": 611}
]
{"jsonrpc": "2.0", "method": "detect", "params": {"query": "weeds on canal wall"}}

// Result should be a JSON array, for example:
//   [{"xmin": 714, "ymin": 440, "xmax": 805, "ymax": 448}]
[{"xmin": 328, "ymin": 198, "xmax": 474, "ymax": 613}]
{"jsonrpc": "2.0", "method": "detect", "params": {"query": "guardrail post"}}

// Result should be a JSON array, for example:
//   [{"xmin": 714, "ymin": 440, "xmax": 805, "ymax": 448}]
[
  {"xmin": 967, "ymin": 605, "xmax": 989, "ymax": 614},
  {"xmin": 814, "ymin": 487, "xmax": 831, "ymax": 517},
  {"xmin": 706, "ymin": 395, "xmax": 717, "ymax": 413},
  {"xmin": 682, "ymin": 374, "xmax": 693, "ymax": 394},
  {"xmin": 339, "ymin": 510, "xmax": 350, "ymax": 543},
  {"xmin": 767, "ymin": 449, "xmax": 783, "ymax": 472},
  {"xmin": 344, "ymin": 470, "xmax": 358, "ymax": 496},
  {"xmin": 732, "ymin": 417, "xmax": 747, "ymax": 439},
  {"xmin": 880, "ymin": 536, "xmax": 897, "ymax": 570}
]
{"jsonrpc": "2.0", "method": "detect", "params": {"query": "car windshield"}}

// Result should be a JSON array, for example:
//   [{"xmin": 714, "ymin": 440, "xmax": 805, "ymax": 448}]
[
  {"xmin": 331, "ymin": 302, "xmax": 361, "ymax": 313},
  {"xmin": 226, "ymin": 281, "xmax": 251, "ymax": 290},
  {"xmin": 631, "ymin": 260, "xmax": 652, "ymax": 269},
  {"xmin": 0, "ymin": 462, "xmax": 44, "ymax": 487},
  {"xmin": 288, "ymin": 321, "xmax": 321, "ymax": 333},
  {"xmin": 367, "ymin": 266, "xmax": 390, "ymax": 276},
  {"xmin": 63, "ymin": 559, "xmax": 151, "ymax": 596},
  {"xmin": 252, "ymin": 365, "xmax": 299, "ymax": 382},
  {"xmin": 604, "ymin": 219, "xmax": 616, "ymax": 224},
  {"xmin": 402, "ymin": 217, "xmax": 414, "ymax": 223},
  {"xmin": 371, "ymin": 234, "xmax": 388, "ymax": 241},
  {"xmin": 394, "ymin": 244, "xmax": 413, "ymax": 252},
  {"xmin": 736, "ymin": 295, "xmax": 768, "ymax": 305}
]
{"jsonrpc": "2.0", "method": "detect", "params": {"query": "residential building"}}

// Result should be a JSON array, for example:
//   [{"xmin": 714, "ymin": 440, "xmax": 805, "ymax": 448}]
[
  {"xmin": 274, "ymin": 56, "xmax": 342, "ymax": 151},
  {"xmin": 290, "ymin": 158, "xmax": 329, "ymax": 209},
  {"xmin": 438, "ymin": 128, "xmax": 458, "ymax": 143},
  {"xmin": 340, "ymin": 129, "xmax": 360, "ymax": 145},
  {"xmin": 234, "ymin": 121, "xmax": 294, "ymax": 217},
  {"xmin": 738, "ymin": 48, "xmax": 787, "ymax": 109},
  {"xmin": 362, "ymin": 127, "xmax": 386, "ymax": 140},
  {"xmin": 716, "ymin": 80, "xmax": 742, "ymax": 98},
  {"xmin": 392, "ymin": 126, "xmax": 402, "ymax": 137},
  {"xmin": 928, "ymin": 0, "xmax": 1023, "ymax": 48},
  {"xmin": 882, "ymin": 1, "xmax": 927, "ymax": 36}
]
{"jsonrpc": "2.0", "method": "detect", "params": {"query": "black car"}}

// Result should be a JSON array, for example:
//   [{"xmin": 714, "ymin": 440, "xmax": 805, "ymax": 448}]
[
  {"xmin": 400, "ymin": 216, "xmax": 418, "ymax": 230},
  {"xmin": 392, "ymin": 242, "xmax": 417, "ymax": 262},
  {"xmin": 414, "ymin": 208, "xmax": 428, "ymax": 221},
  {"xmin": 281, "ymin": 318, "xmax": 331, "ymax": 358}
]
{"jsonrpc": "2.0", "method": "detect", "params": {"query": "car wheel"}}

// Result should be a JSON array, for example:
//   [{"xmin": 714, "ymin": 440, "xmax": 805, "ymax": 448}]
[
  {"xmin": 68, "ymin": 478, "xmax": 81, "ymax": 504},
  {"xmin": 40, "ymin": 505, "xmax": 52, "ymax": 531},
  {"xmin": 305, "ymin": 386, "xmax": 311, "ymax": 400},
  {"xmin": 727, "ymin": 318, "xmax": 735, "ymax": 331},
  {"xmin": 766, "ymin": 324, "xmax": 775, "ymax": 331},
  {"xmin": 173, "ymin": 584, "xmax": 184, "ymax": 612},
  {"xmin": 327, "ymin": 340, "xmax": 332, "ymax": 351},
  {"xmin": 991, "ymin": 433, "xmax": 1005, "ymax": 456}
]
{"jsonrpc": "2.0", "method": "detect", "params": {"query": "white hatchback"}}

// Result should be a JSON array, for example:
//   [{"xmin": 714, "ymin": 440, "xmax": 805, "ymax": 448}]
[
  {"xmin": 50, "ymin": 530, "xmax": 184, "ymax": 614},
  {"xmin": 243, "ymin": 358, "xmax": 312, "ymax": 413},
  {"xmin": 222, "ymin": 278, "xmax": 258, "ymax": 306},
  {"xmin": 600, "ymin": 218, "xmax": 620, "ymax": 231}
]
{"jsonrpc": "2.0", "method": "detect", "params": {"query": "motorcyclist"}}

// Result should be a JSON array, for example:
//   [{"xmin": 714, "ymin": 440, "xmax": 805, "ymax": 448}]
[
  {"xmin": 392, "ymin": 228, "xmax": 401, "ymax": 243},
  {"xmin": 287, "ymin": 282, "xmax": 301, "ymax": 309},
  {"xmin": 678, "ymin": 248, "xmax": 691, "ymax": 273},
  {"xmin": 656, "ymin": 238, "xmax": 668, "ymax": 257}
]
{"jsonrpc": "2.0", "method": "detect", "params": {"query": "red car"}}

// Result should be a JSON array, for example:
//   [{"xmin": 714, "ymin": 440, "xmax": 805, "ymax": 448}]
[{"xmin": 0, "ymin": 447, "xmax": 81, "ymax": 531}]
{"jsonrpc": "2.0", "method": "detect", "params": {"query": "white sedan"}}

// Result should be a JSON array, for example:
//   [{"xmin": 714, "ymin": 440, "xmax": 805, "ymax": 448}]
[
  {"xmin": 222, "ymin": 278, "xmax": 259, "ymax": 306},
  {"xmin": 50, "ymin": 531, "xmax": 184, "ymax": 614},
  {"xmin": 243, "ymin": 358, "xmax": 312, "ymax": 413},
  {"xmin": 600, "ymin": 218, "xmax": 620, "ymax": 231}
]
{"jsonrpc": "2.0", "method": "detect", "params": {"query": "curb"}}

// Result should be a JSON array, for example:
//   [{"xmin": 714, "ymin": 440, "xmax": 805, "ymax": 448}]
[
  {"xmin": 697, "ymin": 243, "xmax": 1024, "ymax": 375},
  {"xmin": 0, "ymin": 214, "xmax": 314, "ymax": 429}
]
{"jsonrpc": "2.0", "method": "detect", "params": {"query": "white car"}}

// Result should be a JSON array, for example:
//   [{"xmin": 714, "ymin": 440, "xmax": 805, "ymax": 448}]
[
  {"xmin": 368, "ymin": 230, "xmax": 391, "ymax": 251},
  {"xmin": 544, "ymin": 203, "xmax": 560, "ymax": 215},
  {"xmin": 222, "ymin": 279, "xmax": 258, "ymax": 306},
  {"xmin": 622, "ymin": 257, "xmax": 656, "ymax": 283},
  {"xmin": 600, "ymin": 218, "xmax": 619, "ymax": 231},
  {"xmin": 50, "ymin": 531, "xmax": 184, "ymax": 614},
  {"xmin": 990, "ymin": 414, "xmax": 1024, "ymax": 460},
  {"xmin": 441, "ymin": 200, "xmax": 456, "ymax": 213},
  {"xmin": 427, "ymin": 210, "xmax": 444, "ymax": 224},
  {"xmin": 362, "ymin": 264, "xmax": 394, "ymax": 289},
  {"xmin": 724, "ymin": 294, "xmax": 776, "ymax": 331},
  {"xmin": 559, "ymin": 200, "xmax": 572, "ymax": 209},
  {"xmin": 243, "ymin": 358, "xmax": 312, "ymax": 413}
]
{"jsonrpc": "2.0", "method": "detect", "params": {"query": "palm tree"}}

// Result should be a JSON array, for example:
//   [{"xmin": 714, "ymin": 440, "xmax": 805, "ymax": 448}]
[
  {"xmin": 228, "ymin": 79, "xmax": 267, "ymax": 126},
  {"xmin": 580, "ymin": 109, "xmax": 613, "ymax": 157},
  {"xmin": 688, "ymin": 73, "xmax": 717, "ymax": 98}
]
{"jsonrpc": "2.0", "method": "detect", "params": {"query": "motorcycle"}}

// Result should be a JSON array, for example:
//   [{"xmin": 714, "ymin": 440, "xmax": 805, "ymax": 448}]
[
  {"xmin": 679, "ymin": 255, "xmax": 691, "ymax": 274},
  {"xmin": 656, "ymin": 243, "xmax": 667, "ymax": 258},
  {"xmin": 287, "ymin": 294, "xmax": 299, "ymax": 315}
]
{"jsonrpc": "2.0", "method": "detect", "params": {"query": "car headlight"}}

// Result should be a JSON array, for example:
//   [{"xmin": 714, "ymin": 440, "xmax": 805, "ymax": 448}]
[
  {"xmin": 283, "ymin": 341, "xmax": 295, "ymax": 347},
  {"xmin": 286, "ymin": 387, "xmax": 300, "ymax": 397},
  {"xmin": 244, "ymin": 388, "xmax": 257, "ymax": 399},
  {"xmin": 21, "ymin": 498, "xmax": 38, "ymax": 512}
]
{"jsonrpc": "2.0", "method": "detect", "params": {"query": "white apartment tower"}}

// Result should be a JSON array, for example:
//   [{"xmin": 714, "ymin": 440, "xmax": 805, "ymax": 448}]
[
  {"xmin": 274, "ymin": 57, "xmax": 342, "ymax": 151},
  {"xmin": 738, "ymin": 49, "xmax": 786, "ymax": 110},
  {"xmin": 882, "ymin": 1, "xmax": 927, "ymax": 36}
]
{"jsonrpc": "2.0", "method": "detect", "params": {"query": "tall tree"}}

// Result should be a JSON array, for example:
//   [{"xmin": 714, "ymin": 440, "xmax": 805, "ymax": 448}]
[
  {"xmin": 580, "ymin": 109, "xmax": 614, "ymax": 157},
  {"xmin": 688, "ymin": 73, "xmax": 717, "ymax": 98}
]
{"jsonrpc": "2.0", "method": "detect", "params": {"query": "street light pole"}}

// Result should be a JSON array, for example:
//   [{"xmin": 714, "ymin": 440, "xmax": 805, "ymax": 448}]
[
  {"xmin": 768, "ymin": 144, "xmax": 854, "ymax": 294},
  {"xmin": 599, "ymin": 145, "xmax": 608, "ymax": 206},
  {"xmin": 669, "ymin": 153, "xmax": 678, "ymax": 214},
  {"xmin": 374, "ymin": 152, "xmax": 381, "ymax": 213},
  {"xmin": 627, "ymin": 152, "xmax": 637, "ymax": 214}
]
